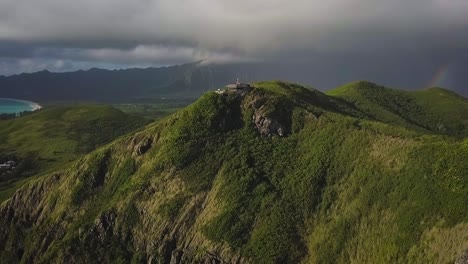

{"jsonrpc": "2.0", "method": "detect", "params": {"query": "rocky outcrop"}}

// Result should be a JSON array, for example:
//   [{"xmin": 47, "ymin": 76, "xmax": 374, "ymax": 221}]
[
  {"xmin": 93, "ymin": 209, "xmax": 117, "ymax": 242},
  {"xmin": 130, "ymin": 134, "xmax": 159, "ymax": 156},
  {"xmin": 249, "ymin": 96, "xmax": 287, "ymax": 137},
  {"xmin": 135, "ymin": 137, "xmax": 153, "ymax": 156},
  {"xmin": 456, "ymin": 250, "xmax": 468, "ymax": 264},
  {"xmin": 252, "ymin": 115, "xmax": 285, "ymax": 136}
]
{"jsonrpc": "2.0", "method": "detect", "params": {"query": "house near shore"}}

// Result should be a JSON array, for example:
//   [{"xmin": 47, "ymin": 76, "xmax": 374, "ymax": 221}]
[{"xmin": 0, "ymin": 160, "xmax": 16, "ymax": 170}]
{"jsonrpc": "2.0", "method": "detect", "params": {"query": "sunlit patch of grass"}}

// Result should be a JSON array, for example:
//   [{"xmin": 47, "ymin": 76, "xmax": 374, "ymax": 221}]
[
  {"xmin": 369, "ymin": 135, "xmax": 416, "ymax": 171},
  {"xmin": 408, "ymin": 221, "xmax": 468, "ymax": 263}
]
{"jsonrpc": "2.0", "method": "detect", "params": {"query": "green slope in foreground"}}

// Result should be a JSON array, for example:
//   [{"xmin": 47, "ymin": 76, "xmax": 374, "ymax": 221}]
[
  {"xmin": 0, "ymin": 105, "xmax": 149, "ymax": 201},
  {"xmin": 1, "ymin": 81, "xmax": 467, "ymax": 263}
]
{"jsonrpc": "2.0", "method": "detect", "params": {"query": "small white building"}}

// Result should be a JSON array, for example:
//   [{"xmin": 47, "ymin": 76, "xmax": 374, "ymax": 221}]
[
  {"xmin": 0, "ymin": 161, "xmax": 16, "ymax": 170},
  {"xmin": 216, "ymin": 78, "xmax": 251, "ymax": 95},
  {"xmin": 226, "ymin": 78, "xmax": 251, "ymax": 90}
]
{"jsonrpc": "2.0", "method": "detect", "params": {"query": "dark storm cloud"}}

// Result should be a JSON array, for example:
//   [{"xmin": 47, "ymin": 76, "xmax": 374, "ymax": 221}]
[
  {"xmin": 1, "ymin": 0, "xmax": 467, "ymax": 55},
  {"xmin": 0, "ymin": 0, "xmax": 467, "ymax": 92}
]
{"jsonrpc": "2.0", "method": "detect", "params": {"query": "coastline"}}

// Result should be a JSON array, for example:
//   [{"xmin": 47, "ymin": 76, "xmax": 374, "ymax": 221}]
[
  {"xmin": 0, "ymin": 97, "xmax": 42, "ymax": 112},
  {"xmin": 29, "ymin": 102, "xmax": 42, "ymax": 111}
]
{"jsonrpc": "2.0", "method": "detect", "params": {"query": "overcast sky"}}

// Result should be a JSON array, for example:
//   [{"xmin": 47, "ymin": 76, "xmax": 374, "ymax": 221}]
[{"xmin": 0, "ymin": 0, "xmax": 467, "ymax": 91}]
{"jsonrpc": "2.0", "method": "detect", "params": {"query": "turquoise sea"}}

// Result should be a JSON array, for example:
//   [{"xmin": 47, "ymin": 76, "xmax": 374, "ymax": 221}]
[{"xmin": 0, "ymin": 98, "xmax": 41, "ymax": 114}]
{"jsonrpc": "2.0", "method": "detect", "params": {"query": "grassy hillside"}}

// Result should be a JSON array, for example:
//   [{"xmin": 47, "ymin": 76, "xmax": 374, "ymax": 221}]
[
  {"xmin": 0, "ymin": 81, "xmax": 467, "ymax": 263},
  {"xmin": 327, "ymin": 81, "xmax": 468, "ymax": 137},
  {"xmin": 112, "ymin": 98, "xmax": 194, "ymax": 120},
  {"xmin": 0, "ymin": 105, "xmax": 149, "ymax": 201}
]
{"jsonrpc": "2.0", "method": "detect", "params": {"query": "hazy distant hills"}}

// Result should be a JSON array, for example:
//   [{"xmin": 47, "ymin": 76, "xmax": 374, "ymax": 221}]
[
  {"xmin": 1, "ymin": 61, "xmax": 467, "ymax": 102},
  {"xmin": 0, "ymin": 63, "xmax": 207, "ymax": 101},
  {"xmin": 1, "ymin": 81, "xmax": 467, "ymax": 263},
  {"xmin": 0, "ymin": 63, "xmax": 271, "ymax": 101}
]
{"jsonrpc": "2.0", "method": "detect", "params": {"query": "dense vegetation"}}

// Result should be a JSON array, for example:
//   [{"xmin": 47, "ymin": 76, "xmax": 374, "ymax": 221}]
[
  {"xmin": 328, "ymin": 81, "xmax": 468, "ymax": 137},
  {"xmin": 112, "ymin": 98, "xmax": 194, "ymax": 120},
  {"xmin": 0, "ymin": 110, "xmax": 35, "ymax": 120},
  {"xmin": 1, "ymin": 81, "xmax": 467, "ymax": 263},
  {"xmin": 0, "ymin": 105, "xmax": 148, "ymax": 202}
]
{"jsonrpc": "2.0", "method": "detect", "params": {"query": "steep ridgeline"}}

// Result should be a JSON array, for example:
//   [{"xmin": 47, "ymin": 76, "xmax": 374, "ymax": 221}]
[{"xmin": 1, "ymin": 81, "xmax": 468, "ymax": 263}]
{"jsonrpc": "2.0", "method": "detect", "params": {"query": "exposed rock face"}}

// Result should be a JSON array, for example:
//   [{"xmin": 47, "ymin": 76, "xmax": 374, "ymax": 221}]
[
  {"xmin": 456, "ymin": 250, "xmax": 468, "ymax": 264},
  {"xmin": 93, "ymin": 210, "xmax": 117, "ymax": 242},
  {"xmin": 131, "ymin": 135, "xmax": 155, "ymax": 156},
  {"xmin": 136, "ymin": 137, "xmax": 153, "ymax": 156},
  {"xmin": 0, "ymin": 172, "xmax": 64, "ymax": 262},
  {"xmin": 249, "ymin": 96, "xmax": 287, "ymax": 137},
  {"xmin": 0, "ymin": 168, "xmax": 244, "ymax": 263},
  {"xmin": 252, "ymin": 115, "xmax": 285, "ymax": 136}
]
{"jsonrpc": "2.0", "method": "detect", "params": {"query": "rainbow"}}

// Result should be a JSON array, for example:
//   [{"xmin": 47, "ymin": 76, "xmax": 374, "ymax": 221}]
[{"xmin": 427, "ymin": 64, "xmax": 450, "ymax": 88}]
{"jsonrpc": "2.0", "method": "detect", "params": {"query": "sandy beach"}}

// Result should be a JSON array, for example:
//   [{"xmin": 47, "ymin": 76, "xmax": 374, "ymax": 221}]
[
  {"xmin": 12, "ymin": 99, "xmax": 42, "ymax": 111},
  {"xmin": 0, "ymin": 98, "xmax": 42, "ymax": 113},
  {"xmin": 29, "ymin": 102, "xmax": 42, "ymax": 111}
]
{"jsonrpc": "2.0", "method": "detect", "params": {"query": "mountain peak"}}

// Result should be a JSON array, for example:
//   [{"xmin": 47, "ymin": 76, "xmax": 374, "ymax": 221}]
[{"xmin": 2, "ymin": 80, "xmax": 468, "ymax": 264}]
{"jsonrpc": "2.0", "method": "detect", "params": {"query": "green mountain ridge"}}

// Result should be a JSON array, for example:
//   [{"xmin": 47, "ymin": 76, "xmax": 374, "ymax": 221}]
[
  {"xmin": 1, "ymin": 81, "xmax": 467, "ymax": 263},
  {"xmin": 328, "ymin": 81, "xmax": 468, "ymax": 137},
  {"xmin": 0, "ymin": 105, "xmax": 149, "ymax": 202}
]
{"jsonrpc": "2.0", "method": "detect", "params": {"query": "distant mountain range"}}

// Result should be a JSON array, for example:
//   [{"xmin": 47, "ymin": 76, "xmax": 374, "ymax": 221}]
[
  {"xmin": 0, "ymin": 63, "xmax": 277, "ymax": 102},
  {"xmin": 1, "ymin": 61, "xmax": 466, "ymax": 102}
]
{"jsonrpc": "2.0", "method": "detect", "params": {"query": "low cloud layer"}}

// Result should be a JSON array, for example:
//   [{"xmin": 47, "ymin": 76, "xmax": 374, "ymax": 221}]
[{"xmin": 0, "ymin": 0, "xmax": 467, "ymax": 91}]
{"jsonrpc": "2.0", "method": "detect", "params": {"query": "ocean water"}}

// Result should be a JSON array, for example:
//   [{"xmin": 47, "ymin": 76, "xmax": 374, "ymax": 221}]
[{"xmin": 0, "ymin": 98, "xmax": 41, "ymax": 114}]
